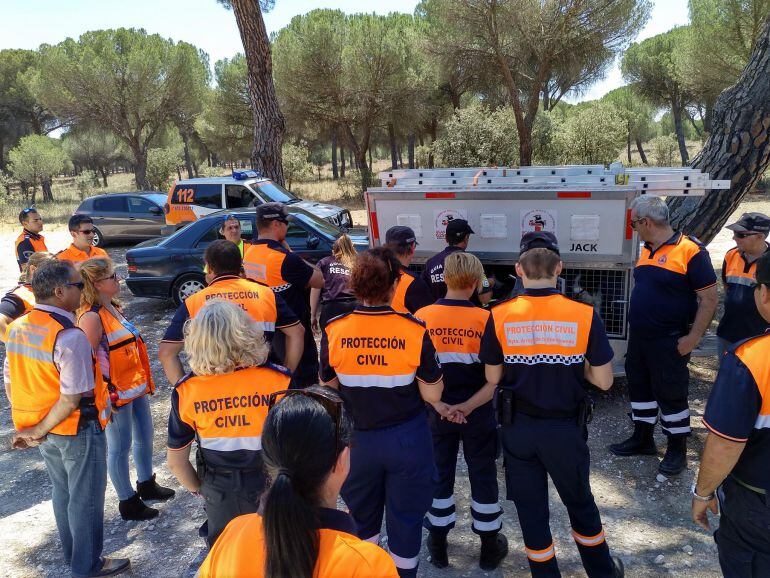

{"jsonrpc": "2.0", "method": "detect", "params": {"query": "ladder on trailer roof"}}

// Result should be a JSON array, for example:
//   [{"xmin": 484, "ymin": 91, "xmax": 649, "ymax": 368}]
[{"xmin": 376, "ymin": 164, "xmax": 731, "ymax": 197}]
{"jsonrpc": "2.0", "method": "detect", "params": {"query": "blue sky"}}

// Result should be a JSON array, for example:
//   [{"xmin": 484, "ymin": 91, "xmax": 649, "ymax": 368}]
[{"xmin": 0, "ymin": 0, "xmax": 689, "ymax": 103}]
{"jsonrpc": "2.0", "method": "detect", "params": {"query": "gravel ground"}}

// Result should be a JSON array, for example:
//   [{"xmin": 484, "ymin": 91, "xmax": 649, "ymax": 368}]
[{"xmin": 3, "ymin": 196, "xmax": 768, "ymax": 577}]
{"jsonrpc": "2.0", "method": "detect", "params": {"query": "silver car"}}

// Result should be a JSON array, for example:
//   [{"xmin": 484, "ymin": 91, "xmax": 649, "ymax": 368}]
[{"xmin": 75, "ymin": 192, "xmax": 167, "ymax": 246}]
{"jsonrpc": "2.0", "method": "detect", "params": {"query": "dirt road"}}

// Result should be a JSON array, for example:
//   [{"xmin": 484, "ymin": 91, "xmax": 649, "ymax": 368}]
[{"xmin": 0, "ymin": 199, "xmax": 766, "ymax": 577}]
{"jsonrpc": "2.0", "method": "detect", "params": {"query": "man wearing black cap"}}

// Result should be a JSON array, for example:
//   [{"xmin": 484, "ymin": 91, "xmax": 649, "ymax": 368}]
[
  {"xmin": 385, "ymin": 225, "xmax": 434, "ymax": 314},
  {"xmin": 716, "ymin": 212, "xmax": 770, "ymax": 360},
  {"xmin": 422, "ymin": 218, "xmax": 492, "ymax": 304},
  {"xmin": 692, "ymin": 251, "xmax": 770, "ymax": 576},
  {"xmin": 479, "ymin": 231, "xmax": 624, "ymax": 577},
  {"xmin": 243, "ymin": 202, "xmax": 324, "ymax": 388}
]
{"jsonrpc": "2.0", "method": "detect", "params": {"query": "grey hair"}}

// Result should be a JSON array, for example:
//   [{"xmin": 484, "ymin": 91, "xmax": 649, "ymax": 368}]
[
  {"xmin": 630, "ymin": 196, "xmax": 669, "ymax": 225},
  {"xmin": 31, "ymin": 259, "xmax": 76, "ymax": 301}
]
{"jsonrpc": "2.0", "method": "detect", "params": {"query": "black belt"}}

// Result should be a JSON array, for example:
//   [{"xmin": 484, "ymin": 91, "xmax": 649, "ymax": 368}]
[
  {"xmin": 515, "ymin": 398, "xmax": 578, "ymax": 419},
  {"xmin": 731, "ymin": 474, "xmax": 768, "ymax": 495}
]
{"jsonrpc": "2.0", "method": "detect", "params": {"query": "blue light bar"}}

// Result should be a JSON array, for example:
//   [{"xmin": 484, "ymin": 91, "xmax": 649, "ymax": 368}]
[{"xmin": 232, "ymin": 169, "xmax": 262, "ymax": 180}]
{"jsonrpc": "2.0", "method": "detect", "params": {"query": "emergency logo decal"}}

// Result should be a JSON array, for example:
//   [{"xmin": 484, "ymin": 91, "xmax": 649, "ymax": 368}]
[
  {"xmin": 433, "ymin": 209, "xmax": 468, "ymax": 240},
  {"xmin": 658, "ymin": 255, "xmax": 667, "ymax": 264},
  {"xmin": 520, "ymin": 209, "xmax": 557, "ymax": 234}
]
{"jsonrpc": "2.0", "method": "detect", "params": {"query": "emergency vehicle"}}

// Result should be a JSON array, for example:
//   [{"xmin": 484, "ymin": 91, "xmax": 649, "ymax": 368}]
[{"xmin": 365, "ymin": 163, "xmax": 730, "ymax": 370}]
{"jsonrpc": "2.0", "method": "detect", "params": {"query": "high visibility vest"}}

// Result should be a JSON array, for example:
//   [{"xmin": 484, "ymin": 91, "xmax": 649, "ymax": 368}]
[
  {"xmin": 416, "ymin": 302, "xmax": 488, "ymax": 366},
  {"xmin": 243, "ymin": 242, "xmax": 292, "ymax": 292},
  {"xmin": 15, "ymin": 230, "xmax": 47, "ymax": 262},
  {"xmin": 7, "ymin": 308, "xmax": 111, "ymax": 435},
  {"xmin": 175, "ymin": 365, "xmax": 290, "ymax": 468},
  {"xmin": 197, "ymin": 513, "xmax": 399, "ymax": 578},
  {"xmin": 10, "ymin": 284, "xmax": 35, "ymax": 316},
  {"xmin": 723, "ymin": 247, "xmax": 760, "ymax": 287},
  {"xmin": 56, "ymin": 244, "xmax": 109, "ymax": 265},
  {"xmin": 734, "ymin": 336, "xmax": 770, "ymax": 430},
  {"xmin": 390, "ymin": 270, "xmax": 420, "ymax": 314},
  {"xmin": 85, "ymin": 304, "xmax": 154, "ymax": 406},
  {"xmin": 490, "ymin": 293, "xmax": 593, "ymax": 367},
  {"xmin": 184, "ymin": 276, "xmax": 278, "ymax": 333}
]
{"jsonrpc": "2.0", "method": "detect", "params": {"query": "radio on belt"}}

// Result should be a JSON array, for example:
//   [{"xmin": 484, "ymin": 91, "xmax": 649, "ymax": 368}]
[{"xmin": 364, "ymin": 162, "xmax": 730, "ymax": 374}]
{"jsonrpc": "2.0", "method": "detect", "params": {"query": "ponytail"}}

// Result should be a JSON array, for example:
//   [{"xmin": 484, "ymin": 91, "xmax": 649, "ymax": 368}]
[{"xmin": 261, "ymin": 387, "xmax": 352, "ymax": 578}]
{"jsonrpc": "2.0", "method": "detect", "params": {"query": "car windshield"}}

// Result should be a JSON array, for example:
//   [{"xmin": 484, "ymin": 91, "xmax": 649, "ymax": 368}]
[
  {"xmin": 145, "ymin": 193, "xmax": 168, "ymax": 206},
  {"xmin": 290, "ymin": 211, "xmax": 341, "ymax": 240},
  {"xmin": 252, "ymin": 181, "xmax": 300, "ymax": 204}
]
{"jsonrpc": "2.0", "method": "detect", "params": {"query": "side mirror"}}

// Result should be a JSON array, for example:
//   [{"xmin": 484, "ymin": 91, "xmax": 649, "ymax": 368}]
[
  {"xmin": 306, "ymin": 235, "xmax": 320, "ymax": 249},
  {"xmin": 149, "ymin": 205, "xmax": 163, "ymax": 215}
]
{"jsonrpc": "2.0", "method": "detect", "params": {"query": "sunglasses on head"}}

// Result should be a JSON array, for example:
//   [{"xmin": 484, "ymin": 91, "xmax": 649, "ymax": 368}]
[
  {"xmin": 20, "ymin": 207, "xmax": 36, "ymax": 215},
  {"xmin": 268, "ymin": 387, "xmax": 344, "ymax": 457}
]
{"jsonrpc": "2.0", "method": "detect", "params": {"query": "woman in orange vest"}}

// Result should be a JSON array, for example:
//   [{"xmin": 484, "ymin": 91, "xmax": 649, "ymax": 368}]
[
  {"xmin": 78, "ymin": 258, "xmax": 175, "ymax": 521},
  {"xmin": 198, "ymin": 386, "xmax": 399, "ymax": 578},
  {"xmin": 0, "ymin": 251, "xmax": 55, "ymax": 345},
  {"xmin": 166, "ymin": 299, "xmax": 292, "ymax": 547}
]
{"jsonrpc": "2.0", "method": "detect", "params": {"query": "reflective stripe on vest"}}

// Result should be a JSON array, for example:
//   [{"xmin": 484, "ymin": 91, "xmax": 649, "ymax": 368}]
[
  {"xmin": 184, "ymin": 276, "xmax": 278, "ymax": 330},
  {"xmin": 724, "ymin": 247, "xmax": 759, "ymax": 286},
  {"xmin": 199, "ymin": 436, "xmax": 262, "ymax": 451},
  {"xmin": 89, "ymin": 305, "xmax": 154, "ymax": 406},
  {"xmin": 242, "ymin": 243, "xmax": 290, "ymax": 289},
  {"xmin": 415, "ymin": 303, "xmax": 489, "ymax": 364},
  {"xmin": 7, "ymin": 309, "xmax": 110, "ymax": 435}
]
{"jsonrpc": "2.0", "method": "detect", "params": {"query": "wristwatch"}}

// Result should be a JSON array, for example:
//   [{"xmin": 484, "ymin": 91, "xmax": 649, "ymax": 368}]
[{"xmin": 691, "ymin": 483, "xmax": 715, "ymax": 502}]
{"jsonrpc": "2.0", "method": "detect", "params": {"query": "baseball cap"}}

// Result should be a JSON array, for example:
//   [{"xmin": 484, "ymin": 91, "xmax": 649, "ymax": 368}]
[
  {"xmin": 256, "ymin": 202, "xmax": 290, "ymax": 223},
  {"xmin": 446, "ymin": 218, "xmax": 475, "ymax": 241},
  {"xmin": 385, "ymin": 226, "xmax": 418, "ymax": 246},
  {"xmin": 520, "ymin": 231, "xmax": 560, "ymax": 255},
  {"xmin": 726, "ymin": 212, "xmax": 770, "ymax": 234}
]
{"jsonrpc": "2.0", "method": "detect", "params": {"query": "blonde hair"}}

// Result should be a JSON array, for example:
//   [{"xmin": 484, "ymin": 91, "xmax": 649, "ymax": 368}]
[
  {"xmin": 444, "ymin": 251, "xmax": 484, "ymax": 291},
  {"xmin": 332, "ymin": 234, "xmax": 357, "ymax": 269},
  {"xmin": 20, "ymin": 251, "xmax": 55, "ymax": 283},
  {"xmin": 79, "ymin": 258, "xmax": 120, "ymax": 309},
  {"xmin": 184, "ymin": 300, "xmax": 270, "ymax": 376}
]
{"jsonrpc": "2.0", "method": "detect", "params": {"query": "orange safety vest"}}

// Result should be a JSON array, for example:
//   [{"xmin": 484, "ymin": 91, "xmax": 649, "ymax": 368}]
[
  {"xmin": 84, "ymin": 304, "xmax": 155, "ymax": 406},
  {"xmin": 723, "ymin": 247, "xmax": 759, "ymax": 287},
  {"xmin": 390, "ymin": 272, "xmax": 414, "ymax": 314},
  {"xmin": 197, "ymin": 513, "xmax": 399, "ymax": 578},
  {"xmin": 9, "ymin": 284, "xmax": 35, "ymax": 316},
  {"xmin": 416, "ymin": 302, "xmax": 489, "ymax": 366},
  {"xmin": 175, "ymin": 365, "xmax": 290, "ymax": 461},
  {"xmin": 184, "ymin": 275, "xmax": 278, "ymax": 333},
  {"xmin": 15, "ymin": 230, "xmax": 48, "ymax": 261},
  {"xmin": 6, "ymin": 308, "xmax": 111, "ymax": 435},
  {"xmin": 490, "ymin": 293, "xmax": 593, "ymax": 366},
  {"xmin": 56, "ymin": 244, "xmax": 109, "ymax": 265},
  {"xmin": 243, "ymin": 242, "xmax": 291, "ymax": 291}
]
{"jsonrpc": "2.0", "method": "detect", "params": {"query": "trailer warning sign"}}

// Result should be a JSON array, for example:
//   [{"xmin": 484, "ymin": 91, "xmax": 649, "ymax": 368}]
[
  {"xmin": 433, "ymin": 209, "xmax": 468, "ymax": 240},
  {"xmin": 521, "ymin": 209, "xmax": 557, "ymax": 233}
]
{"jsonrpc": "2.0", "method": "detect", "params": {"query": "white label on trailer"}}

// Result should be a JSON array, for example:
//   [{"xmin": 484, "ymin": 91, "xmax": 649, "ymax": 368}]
[
  {"xmin": 396, "ymin": 214, "xmax": 423, "ymax": 238},
  {"xmin": 480, "ymin": 214, "xmax": 507, "ymax": 238},
  {"xmin": 570, "ymin": 215, "xmax": 600, "ymax": 241},
  {"xmin": 433, "ymin": 209, "xmax": 468, "ymax": 240},
  {"xmin": 521, "ymin": 209, "xmax": 557, "ymax": 233}
]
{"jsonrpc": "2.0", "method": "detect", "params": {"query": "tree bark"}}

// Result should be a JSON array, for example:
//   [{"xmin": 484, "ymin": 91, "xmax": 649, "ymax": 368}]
[
  {"xmin": 627, "ymin": 130, "xmax": 632, "ymax": 165},
  {"xmin": 635, "ymin": 138, "xmax": 649, "ymax": 165},
  {"xmin": 668, "ymin": 15, "xmax": 770, "ymax": 245},
  {"xmin": 408, "ymin": 133, "xmax": 415, "ymax": 169},
  {"xmin": 41, "ymin": 179, "xmax": 53, "ymax": 202},
  {"xmin": 388, "ymin": 122, "xmax": 398, "ymax": 170},
  {"xmin": 331, "ymin": 126, "xmax": 339, "ymax": 180},
  {"xmin": 368, "ymin": 147, "xmax": 373, "ymax": 173},
  {"xmin": 132, "ymin": 146, "xmax": 148, "ymax": 190},
  {"xmin": 340, "ymin": 140, "xmax": 345, "ymax": 178},
  {"xmin": 98, "ymin": 166, "xmax": 108, "ymax": 187},
  {"xmin": 428, "ymin": 118, "xmax": 437, "ymax": 168},
  {"xmin": 671, "ymin": 98, "xmax": 690, "ymax": 166},
  {"xmin": 181, "ymin": 131, "xmax": 194, "ymax": 179},
  {"xmin": 229, "ymin": 0, "xmax": 285, "ymax": 185}
]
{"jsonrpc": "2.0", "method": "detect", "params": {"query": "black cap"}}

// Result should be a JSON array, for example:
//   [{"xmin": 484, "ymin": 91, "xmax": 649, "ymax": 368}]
[
  {"xmin": 256, "ymin": 202, "xmax": 290, "ymax": 223},
  {"xmin": 726, "ymin": 212, "xmax": 770, "ymax": 234},
  {"xmin": 446, "ymin": 218, "xmax": 474, "ymax": 241},
  {"xmin": 385, "ymin": 225, "xmax": 417, "ymax": 246},
  {"xmin": 520, "ymin": 231, "xmax": 560, "ymax": 255},
  {"xmin": 756, "ymin": 252, "xmax": 770, "ymax": 285}
]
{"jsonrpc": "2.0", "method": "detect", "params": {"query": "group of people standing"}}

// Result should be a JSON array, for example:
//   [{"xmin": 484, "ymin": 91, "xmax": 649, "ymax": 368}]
[{"xmin": 3, "ymin": 196, "xmax": 770, "ymax": 578}]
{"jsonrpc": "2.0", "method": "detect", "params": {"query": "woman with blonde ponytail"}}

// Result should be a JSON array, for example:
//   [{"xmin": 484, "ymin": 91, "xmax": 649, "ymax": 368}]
[{"xmin": 311, "ymin": 234, "xmax": 359, "ymax": 333}]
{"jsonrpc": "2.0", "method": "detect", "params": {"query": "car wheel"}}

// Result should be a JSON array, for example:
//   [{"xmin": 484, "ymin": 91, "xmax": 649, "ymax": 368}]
[
  {"xmin": 172, "ymin": 273, "xmax": 206, "ymax": 305},
  {"xmin": 92, "ymin": 227, "xmax": 105, "ymax": 247}
]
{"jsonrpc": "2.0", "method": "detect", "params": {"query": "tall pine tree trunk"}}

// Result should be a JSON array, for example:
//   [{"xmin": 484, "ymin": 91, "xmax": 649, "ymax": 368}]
[
  {"xmin": 340, "ymin": 141, "xmax": 345, "ymax": 178},
  {"xmin": 388, "ymin": 122, "xmax": 398, "ymax": 170},
  {"xmin": 668, "ymin": 14, "xmax": 770, "ymax": 244},
  {"xmin": 229, "ymin": 0, "xmax": 285, "ymax": 185},
  {"xmin": 408, "ymin": 133, "xmax": 415, "ymax": 169},
  {"xmin": 181, "ymin": 131, "xmax": 194, "ymax": 179},
  {"xmin": 331, "ymin": 126, "xmax": 339, "ymax": 180},
  {"xmin": 635, "ymin": 138, "xmax": 649, "ymax": 165},
  {"xmin": 671, "ymin": 98, "xmax": 690, "ymax": 166}
]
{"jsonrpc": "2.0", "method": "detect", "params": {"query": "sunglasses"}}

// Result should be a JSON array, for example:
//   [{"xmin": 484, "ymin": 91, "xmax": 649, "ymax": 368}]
[
  {"xmin": 630, "ymin": 217, "xmax": 647, "ymax": 229},
  {"xmin": 97, "ymin": 272, "xmax": 119, "ymax": 282},
  {"xmin": 735, "ymin": 232, "xmax": 760, "ymax": 239},
  {"xmin": 67, "ymin": 281, "xmax": 85, "ymax": 290},
  {"xmin": 78, "ymin": 229, "xmax": 95, "ymax": 235},
  {"xmin": 268, "ymin": 387, "xmax": 343, "ymax": 457}
]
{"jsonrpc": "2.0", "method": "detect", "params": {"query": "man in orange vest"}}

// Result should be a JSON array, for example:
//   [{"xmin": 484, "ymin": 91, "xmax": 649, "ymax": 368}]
[
  {"xmin": 716, "ymin": 212, "xmax": 770, "ymax": 360},
  {"xmin": 57, "ymin": 215, "xmax": 109, "ymax": 265},
  {"xmin": 15, "ymin": 207, "xmax": 48, "ymax": 271},
  {"xmin": 385, "ymin": 226, "xmax": 433, "ymax": 314},
  {"xmin": 480, "ymin": 232, "xmax": 624, "ymax": 577},
  {"xmin": 159, "ymin": 239, "xmax": 305, "ymax": 384},
  {"xmin": 5, "ymin": 259, "xmax": 128, "ymax": 578}
]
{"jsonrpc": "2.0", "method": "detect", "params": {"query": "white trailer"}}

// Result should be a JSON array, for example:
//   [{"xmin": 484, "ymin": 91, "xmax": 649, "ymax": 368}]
[{"xmin": 364, "ymin": 163, "xmax": 730, "ymax": 370}]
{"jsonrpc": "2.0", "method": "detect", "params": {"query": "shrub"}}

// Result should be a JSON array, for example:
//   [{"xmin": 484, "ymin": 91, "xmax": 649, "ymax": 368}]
[
  {"xmin": 146, "ymin": 147, "xmax": 182, "ymax": 191},
  {"xmin": 648, "ymin": 134, "xmax": 680, "ymax": 167}
]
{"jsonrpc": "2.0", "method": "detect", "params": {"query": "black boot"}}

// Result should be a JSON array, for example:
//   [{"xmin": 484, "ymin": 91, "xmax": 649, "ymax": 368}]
[
  {"xmin": 137, "ymin": 473, "xmax": 176, "ymax": 502},
  {"xmin": 612, "ymin": 556, "xmax": 625, "ymax": 577},
  {"xmin": 608, "ymin": 421, "xmax": 657, "ymax": 456},
  {"xmin": 479, "ymin": 532, "xmax": 508, "ymax": 571},
  {"xmin": 427, "ymin": 531, "xmax": 448, "ymax": 568},
  {"xmin": 658, "ymin": 436, "xmax": 687, "ymax": 476},
  {"xmin": 119, "ymin": 493, "xmax": 158, "ymax": 521}
]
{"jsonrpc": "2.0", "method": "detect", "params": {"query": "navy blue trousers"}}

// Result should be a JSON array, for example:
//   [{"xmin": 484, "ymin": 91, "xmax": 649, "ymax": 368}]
[
  {"xmin": 341, "ymin": 412, "xmax": 435, "ymax": 578},
  {"xmin": 715, "ymin": 477, "xmax": 770, "ymax": 577},
  {"xmin": 502, "ymin": 414, "xmax": 615, "ymax": 577},
  {"xmin": 424, "ymin": 402, "xmax": 502, "ymax": 536}
]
